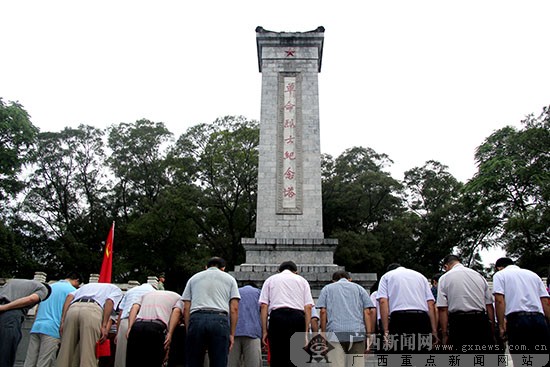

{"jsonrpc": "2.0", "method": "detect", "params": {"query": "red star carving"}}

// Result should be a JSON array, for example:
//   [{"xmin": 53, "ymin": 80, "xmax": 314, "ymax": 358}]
[{"xmin": 285, "ymin": 49, "xmax": 296, "ymax": 57}]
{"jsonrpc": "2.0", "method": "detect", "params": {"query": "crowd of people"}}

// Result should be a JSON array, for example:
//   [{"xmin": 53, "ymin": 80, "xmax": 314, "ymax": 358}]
[{"xmin": 0, "ymin": 255, "xmax": 548, "ymax": 367}]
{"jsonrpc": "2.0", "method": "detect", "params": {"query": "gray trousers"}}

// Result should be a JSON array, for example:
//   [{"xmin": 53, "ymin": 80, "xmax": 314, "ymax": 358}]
[
  {"xmin": 227, "ymin": 336, "xmax": 262, "ymax": 367},
  {"xmin": 0, "ymin": 308, "xmax": 25, "ymax": 367},
  {"xmin": 23, "ymin": 333, "xmax": 60, "ymax": 367},
  {"xmin": 114, "ymin": 318, "xmax": 129, "ymax": 367}
]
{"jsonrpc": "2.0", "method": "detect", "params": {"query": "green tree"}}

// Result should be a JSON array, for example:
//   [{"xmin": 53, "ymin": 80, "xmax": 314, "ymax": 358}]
[
  {"xmin": 322, "ymin": 147, "xmax": 405, "ymax": 275},
  {"xmin": 23, "ymin": 125, "xmax": 109, "ymax": 277},
  {"xmin": 466, "ymin": 106, "xmax": 550, "ymax": 273},
  {"xmin": 402, "ymin": 161, "xmax": 465, "ymax": 275},
  {"xmin": 170, "ymin": 116, "xmax": 259, "ymax": 268},
  {"xmin": 0, "ymin": 98, "xmax": 38, "ymax": 201},
  {"xmin": 107, "ymin": 119, "xmax": 174, "ymax": 218}
]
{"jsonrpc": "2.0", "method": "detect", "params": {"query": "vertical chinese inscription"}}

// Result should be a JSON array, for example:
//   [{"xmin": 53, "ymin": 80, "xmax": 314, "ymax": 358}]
[
  {"xmin": 277, "ymin": 73, "xmax": 302, "ymax": 214},
  {"xmin": 282, "ymin": 76, "xmax": 297, "ymax": 209}
]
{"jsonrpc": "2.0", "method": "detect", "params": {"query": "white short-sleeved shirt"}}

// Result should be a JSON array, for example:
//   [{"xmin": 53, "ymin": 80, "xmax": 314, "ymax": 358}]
[
  {"xmin": 437, "ymin": 263, "xmax": 493, "ymax": 312},
  {"xmin": 71, "ymin": 283, "xmax": 123, "ymax": 309},
  {"xmin": 493, "ymin": 265, "xmax": 549, "ymax": 315},
  {"xmin": 376, "ymin": 267, "xmax": 434, "ymax": 313},
  {"xmin": 259, "ymin": 270, "xmax": 314, "ymax": 314},
  {"xmin": 118, "ymin": 283, "xmax": 156, "ymax": 319}
]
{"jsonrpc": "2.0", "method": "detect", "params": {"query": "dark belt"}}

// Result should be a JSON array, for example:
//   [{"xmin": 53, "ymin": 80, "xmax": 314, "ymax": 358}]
[
  {"xmin": 193, "ymin": 309, "xmax": 228, "ymax": 316},
  {"xmin": 507, "ymin": 311, "xmax": 542, "ymax": 317},
  {"xmin": 136, "ymin": 319, "xmax": 166, "ymax": 328},
  {"xmin": 450, "ymin": 310, "xmax": 485, "ymax": 316},
  {"xmin": 74, "ymin": 297, "xmax": 99, "ymax": 305},
  {"xmin": 391, "ymin": 310, "xmax": 427, "ymax": 315},
  {"xmin": 270, "ymin": 307, "xmax": 305, "ymax": 316}
]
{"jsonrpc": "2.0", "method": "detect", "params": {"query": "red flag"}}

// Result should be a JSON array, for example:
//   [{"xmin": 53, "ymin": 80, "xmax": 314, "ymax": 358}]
[{"xmin": 99, "ymin": 222, "xmax": 115, "ymax": 283}]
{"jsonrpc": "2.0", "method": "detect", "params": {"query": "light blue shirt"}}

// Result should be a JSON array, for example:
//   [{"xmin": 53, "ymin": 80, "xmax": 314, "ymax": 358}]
[
  {"xmin": 30, "ymin": 280, "xmax": 76, "ymax": 339},
  {"xmin": 317, "ymin": 278, "xmax": 373, "ymax": 335}
]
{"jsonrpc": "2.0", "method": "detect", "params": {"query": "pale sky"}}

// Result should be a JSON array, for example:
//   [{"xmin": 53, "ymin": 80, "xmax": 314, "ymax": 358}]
[{"xmin": 1, "ymin": 2, "xmax": 548, "ymax": 264}]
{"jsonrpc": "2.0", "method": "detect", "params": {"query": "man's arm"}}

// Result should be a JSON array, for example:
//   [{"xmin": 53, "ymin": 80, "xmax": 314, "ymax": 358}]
[
  {"xmin": 164, "ymin": 306, "xmax": 182, "ymax": 360},
  {"xmin": 319, "ymin": 308, "xmax": 327, "ymax": 332},
  {"xmin": 540, "ymin": 297, "xmax": 550, "ymax": 323},
  {"xmin": 229, "ymin": 298, "xmax": 239, "ymax": 352},
  {"xmin": 485, "ymin": 303, "xmax": 496, "ymax": 341},
  {"xmin": 427, "ymin": 300, "xmax": 438, "ymax": 342},
  {"xmin": 364, "ymin": 307, "xmax": 375, "ymax": 352},
  {"xmin": 100, "ymin": 299, "xmax": 114, "ymax": 343},
  {"xmin": 494, "ymin": 294, "xmax": 506, "ymax": 339},
  {"xmin": 126, "ymin": 303, "xmax": 141, "ymax": 339},
  {"xmin": 0, "ymin": 293, "xmax": 40, "ymax": 312},
  {"xmin": 260, "ymin": 303, "xmax": 269, "ymax": 347},
  {"xmin": 379, "ymin": 297, "xmax": 390, "ymax": 336},
  {"xmin": 59, "ymin": 294, "xmax": 75, "ymax": 336},
  {"xmin": 438, "ymin": 306, "xmax": 449, "ymax": 344},
  {"xmin": 304, "ymin": 304, "xmax": 312, "ymax": 333},
  {"xmin": 183, "ymin": 300, "xmax": 191, "ymax": 332}
]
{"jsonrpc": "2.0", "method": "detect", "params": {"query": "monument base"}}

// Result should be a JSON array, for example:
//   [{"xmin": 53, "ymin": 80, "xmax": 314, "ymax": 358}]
[{"xmin": 231, "ymin": 238, "xmax": 377, "ymax": 297}]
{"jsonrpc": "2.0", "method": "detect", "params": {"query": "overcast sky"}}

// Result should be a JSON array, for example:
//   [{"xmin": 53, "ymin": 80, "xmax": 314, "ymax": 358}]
[{"xmin": 2, "ymin": 1, "xmax": 549, "ymax": 264}]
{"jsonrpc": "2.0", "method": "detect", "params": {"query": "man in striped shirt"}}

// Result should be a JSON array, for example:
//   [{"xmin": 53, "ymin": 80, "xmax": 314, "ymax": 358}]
[{"xmin": 317, "ymin": 270, "xmax": 375, "ymax": 367}]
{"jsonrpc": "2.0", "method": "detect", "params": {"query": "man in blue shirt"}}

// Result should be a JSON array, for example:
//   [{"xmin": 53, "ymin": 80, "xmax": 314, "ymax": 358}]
[
  {"xmin": 228, "ymin": 282, "xmax": 262, "ymax": 367},
  {"xmin": 317, "ymin": 270, "xmax": 375, "ymax": 367},
  {"xmin": 24, "ymin": 272, "xmax": 82, "ymax": 367}
]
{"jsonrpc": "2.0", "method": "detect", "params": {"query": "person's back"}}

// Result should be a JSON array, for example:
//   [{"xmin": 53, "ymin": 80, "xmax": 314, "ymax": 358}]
[
  {"xmin": 379, "ymin": 266, "xmax": 432, "ymax": 312},
  {"xmin": 494, "ymin": 264, "xmax": 547, "ymax": 314},
  {"xmin": 30, "ymin": 280, "xmax": 76, "ymax": 338},
  {"xmin": 318, "ymin": 278, "xmax": 371, "ymax": 333},
  {"xmin": 0, "ymin": 279, "xmax": 51, "ymax": 367},
  {"xmin": 228, "ymin": 284, "xmax": 262, "ymax": 367}
]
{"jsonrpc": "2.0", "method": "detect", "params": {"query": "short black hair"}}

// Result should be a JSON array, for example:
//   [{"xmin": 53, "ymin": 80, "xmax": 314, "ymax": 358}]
[
  {"xmin": 432, "ymin": 273, "xmax": 443, "ymax": 282},
  {"xmin": 65, "ymin": 271, "xmax": 83, "ymax": 284},
  {"xmin": 442, "ymin": 255, "xmax": 461, "ymax": 266},
  {"xmin": 386, "ymin": 263, "xmax": 401, "ymax": 272},
  {"xmin": 495, "ymin": 257, "xmax": 514, "ymax": 269},
  {"xmin": 279, "ymin": 261, "xmax": 298, "ymax": 272},
  {"xmin": 332, "ymin": 270, "xmax": 351, "ymax": 281},
  {"xmin": 207, "ymin": 257, "xmax": 226, "ymax": 269}
]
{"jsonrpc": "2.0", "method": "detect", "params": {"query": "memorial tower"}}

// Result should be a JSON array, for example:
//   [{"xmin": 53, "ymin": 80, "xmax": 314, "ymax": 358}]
[{"xmin": 232, "ymin": 27, "xmax": 375, "ymax": 292}]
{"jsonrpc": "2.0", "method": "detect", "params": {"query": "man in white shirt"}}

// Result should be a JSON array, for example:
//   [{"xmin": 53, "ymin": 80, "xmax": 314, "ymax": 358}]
[
  {"xmin": 259, "ymin": 261, "xmax": 314, "ymax": 367},
  {"xmin": 437, "ymin": 255, "xmax": 495, "ymax": 352},
  {"xmin": 114, "ymin": 282, "xmax": 156, "ymax": 367},
  {"xmin": 377, "ymin": 263, "xmax": 437, "ymax": 353},
  {"xmin": 493, "ymin": 257, "xmax": 550, "ymax": 364},
  {"xmin": 56, "ymin": 282, "xmax": 123, "ymax": 367}
]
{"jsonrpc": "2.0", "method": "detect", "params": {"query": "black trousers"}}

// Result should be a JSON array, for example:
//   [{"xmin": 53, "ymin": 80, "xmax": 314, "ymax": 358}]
[
  {"xmin": 448, "ymin": 311, "xmax": 495, "ymax": 353},
  {"xmin": 268, "ymin": 308, "xmax": 305, "ymax": 367},
  {"xmin": 387, "ymin": 310, "xmax": 431, "ymax": 353},
  {"xmin": 126, "ymin": 320, "xmax": 167, "ymax": 367}
]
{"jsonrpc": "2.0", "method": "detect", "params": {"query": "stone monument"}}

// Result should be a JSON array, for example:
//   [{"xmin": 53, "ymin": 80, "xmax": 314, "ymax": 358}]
[{"xmin": 232, "ymin": 27, "xmax": 375, "ymax": 294}]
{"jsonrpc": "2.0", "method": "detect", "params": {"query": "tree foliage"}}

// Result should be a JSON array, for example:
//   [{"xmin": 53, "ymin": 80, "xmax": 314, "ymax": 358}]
[
  {"xmin": 466, "ymin": 106, "xmax": 550, "ymax": 273},
  {"xmin": 1, "ymin": 99, "xmax": 549, "ymax": 283},
  {"xmin": 0, "ymin": 98, "xmax": 38, "ymax": 201}
]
